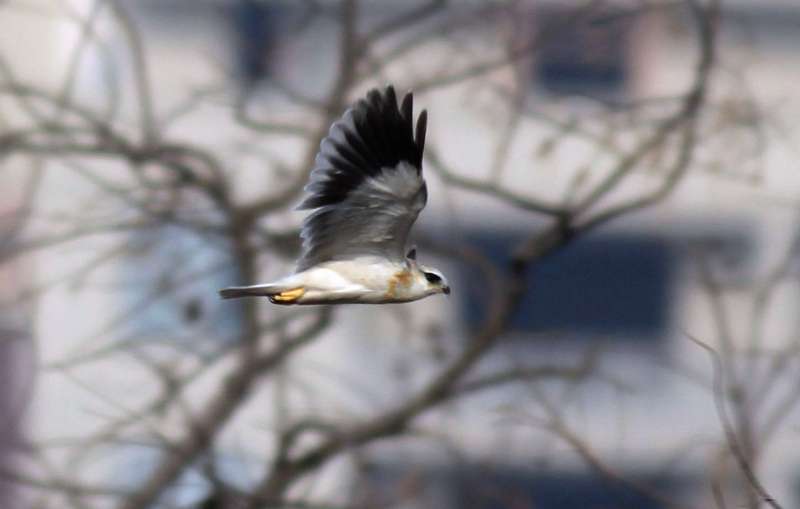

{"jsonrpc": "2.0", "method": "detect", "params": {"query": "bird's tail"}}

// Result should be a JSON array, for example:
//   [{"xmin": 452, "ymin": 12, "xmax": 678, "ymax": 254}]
[{"xmin": 219, "ymin": 283, "xmax": 286, "ymax": 300}]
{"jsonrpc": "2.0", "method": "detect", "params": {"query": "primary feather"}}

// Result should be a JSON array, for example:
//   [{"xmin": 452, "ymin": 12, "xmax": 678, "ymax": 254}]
[{"xmin": 295, "ymin": 86, "xmax": 428, "ymax": 272}]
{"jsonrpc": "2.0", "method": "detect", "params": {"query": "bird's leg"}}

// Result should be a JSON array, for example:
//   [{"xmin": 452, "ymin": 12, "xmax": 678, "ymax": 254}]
[{"xmin": 269, "ymin": 287, "xmax": 306, "ymax": 304}]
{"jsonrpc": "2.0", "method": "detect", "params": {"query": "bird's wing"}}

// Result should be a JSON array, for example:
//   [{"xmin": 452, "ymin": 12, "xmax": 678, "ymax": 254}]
[{"xmin": 295, "ymin": 86, "xmax": 428, "ymax": 272}]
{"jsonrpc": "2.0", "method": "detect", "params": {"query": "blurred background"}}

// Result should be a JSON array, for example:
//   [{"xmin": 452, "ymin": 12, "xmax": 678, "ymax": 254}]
[{"xmin": 1, "ymin": 0, "xmax": 800, "ymax": 508}]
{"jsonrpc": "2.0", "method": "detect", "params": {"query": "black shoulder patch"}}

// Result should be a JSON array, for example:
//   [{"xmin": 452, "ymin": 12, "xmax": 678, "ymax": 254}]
[{"xmin": 296, "ymin": 85, "xmax": 427, "ymax": 210}]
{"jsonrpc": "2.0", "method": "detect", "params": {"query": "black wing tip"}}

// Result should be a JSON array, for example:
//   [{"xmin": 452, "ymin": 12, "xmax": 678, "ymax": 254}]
[
  {"xmin": 366, "ymin": 85, "xmax": 426, "ymax": 167},
  {"xmin": 400, "ymin": 91, "xmax": 413, "ymax": 122},
  {"xmin": 415, "ymin": 109, "xmax": 427, "ymax": 167},
  {"xmin": 299, "ymin": 85, "xmax": 427, "ymax": 211}
]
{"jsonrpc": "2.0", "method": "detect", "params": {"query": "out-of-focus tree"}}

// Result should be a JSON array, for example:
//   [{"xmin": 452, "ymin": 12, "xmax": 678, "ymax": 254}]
[{"xmin": 1, "ymin": 1, "xmax": 791, "ymax": 508}]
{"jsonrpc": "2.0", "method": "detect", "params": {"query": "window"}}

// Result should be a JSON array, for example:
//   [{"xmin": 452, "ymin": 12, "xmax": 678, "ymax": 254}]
[
  {"xmin": 453, "ymin": 469, "xmax": 689, "ymax": 509},
  {"xmin": 229, "ymin": 1, "xmax": 282, "ymax": 85},
  {"xmin": 126, "ymin": 0, "xmax": 287, "ymax": 87},
  {"xmin": 461, "ymin": 232, "xmax": 676, "ymax": 342},
  {"xmin": 359, "ymin": 463, "xmax": 694, "ymax": 509},
  {"xmin": 533, "ymin": 6, "xmax": 634, "ymax": 99},
  {"xmin": 120, "ymin": 226, "xmax": 243, "ymax": 349}
]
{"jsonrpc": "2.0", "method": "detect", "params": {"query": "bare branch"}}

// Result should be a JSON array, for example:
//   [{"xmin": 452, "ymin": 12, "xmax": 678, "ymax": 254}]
[{"xmin": 687, "ymin": 334, "xmax": 783, "ymax": 509}]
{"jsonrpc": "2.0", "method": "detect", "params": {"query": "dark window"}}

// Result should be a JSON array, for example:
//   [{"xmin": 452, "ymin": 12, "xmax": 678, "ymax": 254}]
[
  {"xmin": 461, "ymin": 232, "xmax": 675, "ymax": 341},
  {"xmin": 454, "ymin": 469, "xmax": 687, "ymax": 509},
  {"xmin": 121, "ymin": 226, "xmax": 243, "ymax": 348},
  {"xmin": 230, "ymin": 1, "xmax": 281, "ymax": 85},
  {"xmin": 456, "ymin": 469, "xmax": 677, "ymax": 509},
  {"xmin": 359, "ymin": 463, "xmax": 693, "ymax": 509},
  {"xmin": 129, "ymin": 0, "xmax": 286, "ymax": 87},
  {"xmin": 534, "ymin": 7, "xmax": 633, "ymax": 98}
]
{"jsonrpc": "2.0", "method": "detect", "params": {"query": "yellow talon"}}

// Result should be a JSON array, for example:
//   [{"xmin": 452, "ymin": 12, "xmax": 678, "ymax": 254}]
[{"xmin": 270, "ymin": 287, "xmax": 305, "ymax": 304}]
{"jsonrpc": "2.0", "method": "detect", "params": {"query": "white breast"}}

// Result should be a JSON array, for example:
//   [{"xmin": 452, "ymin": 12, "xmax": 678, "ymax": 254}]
[{"xmin": 298, "ymin": 258, "xmax": 427, "ymax": 303}]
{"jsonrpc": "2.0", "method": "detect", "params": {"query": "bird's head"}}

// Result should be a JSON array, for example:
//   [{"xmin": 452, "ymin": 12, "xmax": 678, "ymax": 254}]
[
  {"xmin": 406, "ymin": 248, "xmax": 451, "ymax": 296},
  {"xmin": 420, "ymin": 266, "xmax": 450, "ymax": 296}
]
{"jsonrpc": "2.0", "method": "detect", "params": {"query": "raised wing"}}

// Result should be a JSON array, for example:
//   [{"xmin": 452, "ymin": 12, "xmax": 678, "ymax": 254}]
[{"xmin": 296, "ymin": 86, "xmax": 428, "ymax": 272}]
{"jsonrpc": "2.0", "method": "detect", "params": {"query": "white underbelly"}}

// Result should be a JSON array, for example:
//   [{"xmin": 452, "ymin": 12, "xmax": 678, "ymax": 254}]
[
  {"xmin": 290, "ymin": 260, "xmax": 419, "ymax": 304},
  {"xmin": 305, "ymin": 260, "xmax": 400, "ymax": 292}
]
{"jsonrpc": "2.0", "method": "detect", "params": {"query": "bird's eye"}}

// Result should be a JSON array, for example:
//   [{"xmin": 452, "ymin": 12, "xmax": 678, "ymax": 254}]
[{"xmin": 424, "ymin": 272, "xmax": 441, "ymax": 284}]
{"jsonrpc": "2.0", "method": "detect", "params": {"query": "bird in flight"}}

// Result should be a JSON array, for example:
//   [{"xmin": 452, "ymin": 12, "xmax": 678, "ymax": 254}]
[{"xmin": 220, "ymin": 86, "xmax": 450, "ymax": 305}]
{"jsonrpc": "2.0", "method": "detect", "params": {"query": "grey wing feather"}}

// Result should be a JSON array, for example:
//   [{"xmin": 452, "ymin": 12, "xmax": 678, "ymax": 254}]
[{"xmin": 295, "ymin": 86, "xmax": 428, "ymax": 272}]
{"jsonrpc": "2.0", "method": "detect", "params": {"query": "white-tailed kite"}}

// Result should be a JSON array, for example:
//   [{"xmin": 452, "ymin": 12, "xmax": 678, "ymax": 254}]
[{"xmin": 220, "ymin": 86, "xmax": 450, "ymax": 305}]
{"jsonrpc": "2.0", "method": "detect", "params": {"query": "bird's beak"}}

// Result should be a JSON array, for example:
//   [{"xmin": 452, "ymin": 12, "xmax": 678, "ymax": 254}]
[{"xmin": 442, "ymin": 285, "xmax": 451, "ymax": 296}]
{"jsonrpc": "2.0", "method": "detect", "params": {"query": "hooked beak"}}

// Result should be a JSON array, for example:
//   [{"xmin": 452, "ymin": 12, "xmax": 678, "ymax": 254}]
[{"xmin": 442, "ymin": 285, "xmax": 451, "ymax": 296}]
